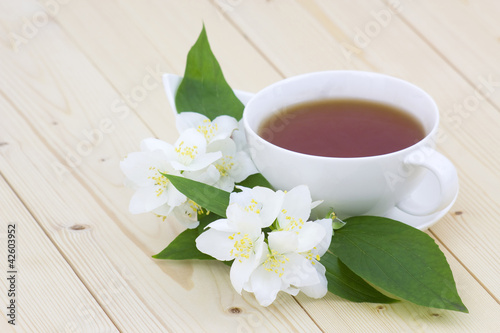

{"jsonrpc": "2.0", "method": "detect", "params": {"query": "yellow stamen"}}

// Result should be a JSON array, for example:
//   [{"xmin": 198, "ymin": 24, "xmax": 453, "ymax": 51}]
[
  {"xmin": 147, "ymin": 166, "xmax": 169, "ymax": 197},
  {"xmin": 228, "ymin": 233, "xmax": 254, "ymax": 262},
  {"xmin": 215, "ymin": 155, "xmax": 234, "ymax": 177},
  {"xmin": 302, "ymin": 249, "xmax": 321, "ymax": 264},
  {"xmin": 196, "ymin": 119, "xmax": 219, "ymax": 141},
  {"xmin": 242, "ymin": 197, "xmax": 263, "ymax": 215},
  {"xmin": 263, "ymin": 250, "xmax": 289, "ymax": 277},
  {"xmin": 175, "ymin": 141, "xmax": 199, "ymax": 162}
]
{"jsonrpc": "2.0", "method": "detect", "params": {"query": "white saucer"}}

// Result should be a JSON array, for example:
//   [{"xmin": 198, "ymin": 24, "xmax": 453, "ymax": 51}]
[
  {"xmin": 163, "ymin": 73, "xmax": 458, "ymax": 231},
  {"xmin": 382, "ymin": 170, "xmax": 459, "ymax": 230}
]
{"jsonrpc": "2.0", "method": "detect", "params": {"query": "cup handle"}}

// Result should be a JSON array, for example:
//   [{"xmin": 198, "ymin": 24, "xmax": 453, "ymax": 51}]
[{"xmin": 396, "ymin": 150, "xmax": 459, "ymax": 216}]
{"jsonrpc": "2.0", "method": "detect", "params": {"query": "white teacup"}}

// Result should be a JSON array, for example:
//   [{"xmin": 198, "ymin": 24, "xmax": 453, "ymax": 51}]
[{"xmin": 242, "ymin": 71, "xmax": 458, "ymax": 219}]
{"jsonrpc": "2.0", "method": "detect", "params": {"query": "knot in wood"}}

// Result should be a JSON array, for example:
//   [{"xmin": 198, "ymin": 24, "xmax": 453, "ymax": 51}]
[
  {"xmin": 70, "ymin": 224, "xmax": 88, "ymax": 231},
  {"xmin": 228, "ymin": 307, "xmax": 242, "ymax": 314}
]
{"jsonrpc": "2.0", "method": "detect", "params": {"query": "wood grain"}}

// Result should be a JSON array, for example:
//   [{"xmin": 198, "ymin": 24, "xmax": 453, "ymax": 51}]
[
  {"xmin": 0, "ymin": 173, "xmax": 117, "ymax": 331},
  {"xmin": 383, "ymin": 0, "xmax": 500, "ymax": 109},
  {"xmin": 0, "ymin": 0, "xmax": 499, "ymax": 331},
  {"xmin": 0, "ymin": 1, "xmax": 323, "ymax": 331},
  {"xmin": 40, "ymin": 0, "xmax": 281, "ymax": 143}
]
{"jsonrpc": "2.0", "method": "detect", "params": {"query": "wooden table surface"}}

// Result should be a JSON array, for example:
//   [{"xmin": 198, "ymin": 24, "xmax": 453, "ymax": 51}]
[{"xmin": 1, "ymin": 0, "xmax": 499, "ymax": 332}]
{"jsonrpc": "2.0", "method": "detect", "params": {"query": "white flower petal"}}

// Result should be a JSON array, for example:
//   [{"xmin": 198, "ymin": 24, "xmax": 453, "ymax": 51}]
[
  {"xmin": 311, "ymin": 200, "xmax": 323, "ymax": 210},
  {"xmin": 232, "ymin": 120, "xmax": 248, "ymax": 152},
  {"xmin": 268, "ymin": 231, "xmax": 299, "ymax": 254},
  {"xmin": 278, "ymin": 185, "xmax": 312, "ymax": 231},
  {"xmin": 178, "ymin": 128, "xmax": 207, "ymax": 149},
  {"xmin": 195, "ymin": 229, "xmax": 235, "ymax": 261},
  {"xmin": 255, "ymin": 188, "xmax": 285, "ymax": 228},
  {"xmin": 281, "ymin": 253, "xmax": 320, "ymax": 288},
  {"xmin": 206, "ymin": 138, "xmax": 235, "ymax": 155},
  {"xmin": 120, "ymin": 152, "xmax": 150, "ymax": 186},
  {"xmin": 166, "ymin": 183, "xmax": 187, "ymax": 208},
  {"xmin": 176, "ymin": 112, "xmax": 209, "ymax": 133},
  {"xmin": 230, "ymin": 237, "xmax": 266, "ymax": 294},
  {"xmin": 211, "ymin": 115, "xmax": 239, "ymax": 142},
  {"xmin": 171, "ymin": 151, "xmax": 222, "ymax": 171},
  {"xmin": 225, "ymin": 204, "xmax": 263, "ymax": 237},
  {"xmin": 281, "ymin": 185, "xmax": 312, "ymax": 220},
  {"xmin": 207, "ymin": 138, "xmax": 257, "ymax": 186},
  {"xmin": 312, "ymin": 218, "xmax": 333, "ymax": 257},
  {"xmin": 172, "ymin": 204, "xmax": 199, "ymax": 229},
  {"xmin": 225, "ymin": 203, "xmax": 251, "ymax": 223},
  {"xmin": 174, "ymin": 128, "xmax": 208, "ymax": 164},
  {"xmin": 296, "ymin": 222, "xmax": 326, "ymax": 253},
  {"xmin": 140, "ymin": 138, "xmax": 175, "ymax": 156},
  {"xmin": 176, "ymin": 113, "xmax": 238, "ymax": 144},
  {"xmin": 298, "ymin": 263, "xmax": 328, "ymax": 299},
  {"xmin": 152, "ymin": 203, "xmax": 174, "ymax": 217},
  {"xmin": 230, "ymin": 187, "xmax": 284, "ymax": 228},
  {"xmin": 247, "ymin": 266, "xmax": 283, "ymax": 307},
  {"xmin": 120, "ymin": 151, "xmax": 169, "ymax": 186},
  {"xmin": 283, "ymin": 286, "xmax": 300, "ymax": 296},
  {"xmin": 129, "ymin": 186, "xmax": 168, "ymax": 214},
  {"xmin": 213, "ymin": 175, "xmax": 235, "ymax": 192},
  {"xmin": 228, "ymin": 151, "xmax": 258, "ymax": 183},
  {"xmin": 182, "ymin": 151, "xmax": 223, "ymax": 171},
  {"xmin": 184, "ymin": 165, "xmax": 221, "ymax": 186},
  {"xmin": 206, "ymin": 219, "xmax": 234, "ymax": 232}
]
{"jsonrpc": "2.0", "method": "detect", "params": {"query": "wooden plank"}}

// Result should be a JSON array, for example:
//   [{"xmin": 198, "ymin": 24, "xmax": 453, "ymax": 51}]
[
  {"xmin": 380, "ymin": 0, "xmax": 500, "ymax": 109},
  {"xmin": 115, "ymin": 0, "xmax": 283, "ymax": 92},
  {"xmin": 0, "ymin": 317, "xmax": 16, "ymax": 333},
  {"xmin": 0, "ymin": 2, "xmax": 323, "ymax": 331},
  {"xmin": 0, "ymin": 176, "xmax": 117, "ymax": 331},
  {"xmin": 0, "ymin": 94, "xmax": 167, "ymax": 332},
  {"xmin": 36, "ymin": 0, "xmax": 281, "ymax": 143},
  {"xmin": 215, "ymin": 0, "xmax": 500, "ymax": 300},
  {"xmin": 1, "ymin": 0, "xmax": 498, "ymax": 331}
]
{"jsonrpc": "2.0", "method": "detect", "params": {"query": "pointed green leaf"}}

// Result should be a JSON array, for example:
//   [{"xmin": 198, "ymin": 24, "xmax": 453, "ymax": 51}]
[
  {"xmin": 331, "ymin": 216, "xmax": 468, "ymax": 313},
  {"xmin": 175, "ymin": 25, "xmax": 244, "ymax": 120},
  {"xmin": 153, "ymin": 214, "xmax": 220, "ymax": 260},
  {"xmin": 236, "ymin": 173, "xmax": 274, "ymax": 190},
  {"xmin": 164, "ymin": 174, "xmax": 230, "ymax": 217},
  {"xmin": 322, "ymin": 251, "xmax": 397, "ymax": 303}
]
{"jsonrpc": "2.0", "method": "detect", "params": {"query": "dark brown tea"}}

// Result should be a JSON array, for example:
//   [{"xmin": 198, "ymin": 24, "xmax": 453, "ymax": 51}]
[{"xmin": 258, "ymin": 99, "xmax": 426, "ymax": 158}]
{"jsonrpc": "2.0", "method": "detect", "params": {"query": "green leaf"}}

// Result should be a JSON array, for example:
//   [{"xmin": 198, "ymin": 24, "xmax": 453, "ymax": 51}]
[
  {"xmin": 164, "ymin": 174, "xmax": 229, "ymax": 217},
  {"xmin": 175, "ymin": 25, "xmax": 244, "ymax": 120},
  {"xmin": 331, "ymin": 216, "xmax": 468, "ymax": 313},
  {"xmin": 322, "ymin": 251, "xmax": 397, "ymax": 303},
  {"xmin": 236, "ymin": 173, "xmax": 274, "ymax": 190},
  {"xmin": 153, "ymin": 214, "xmax": 219, "ymax": 260}
]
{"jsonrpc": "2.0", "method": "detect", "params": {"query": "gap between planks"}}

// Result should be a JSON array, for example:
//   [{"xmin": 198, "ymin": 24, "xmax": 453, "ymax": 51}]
[
  {"xmin": 0, "ymin": 87, "xmax": 172, "ymax": 331},
  {"xmin": 429, "ymin": 229, "xmax": 499, "ymax": 304},
  {"xmin": 378, "ymin": 0, "xmax": 500, "ymax": 114},
  {"xmin": 209, "ymin": 0, "xmax": 287, "ymax": 79},
  {"xmin": 0, "ymin": 94, "xmax": 124, "ymax": 333},
  {"xmin": 293, "ymin": 296, "xmax": 327, "ymax": 333},
  {"xmin": 372, "ymin": 0, "xmax": 500, "ymax": 303},
  {"xmin": 35, "ymin": 15, "xmax": 161, "ymax": 141}
]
